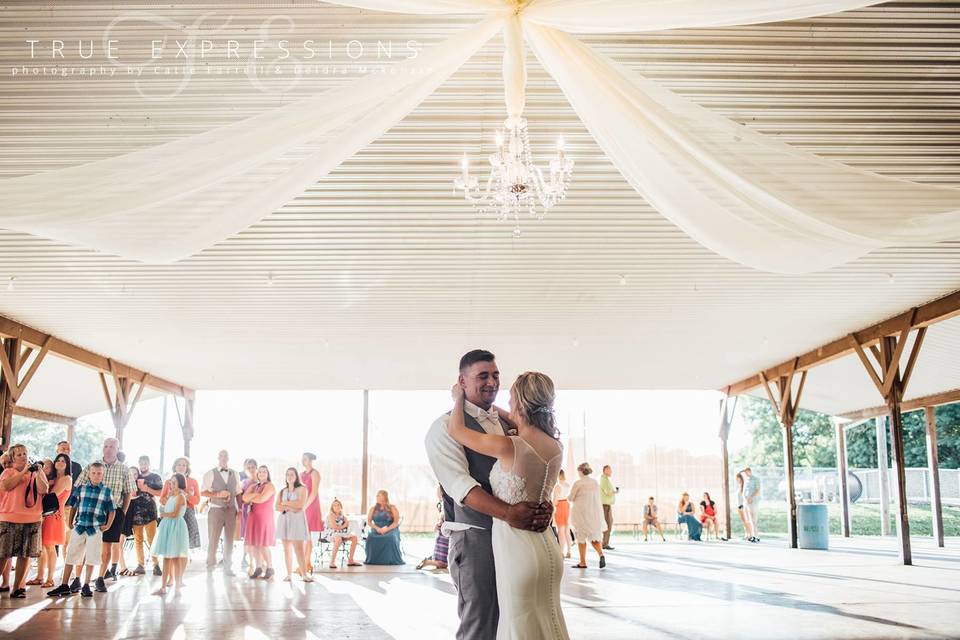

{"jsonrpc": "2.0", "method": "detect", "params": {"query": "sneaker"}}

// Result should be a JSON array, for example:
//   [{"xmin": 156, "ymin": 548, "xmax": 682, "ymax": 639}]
[
  {"xmin": 133, "ymin": 565, "xmax": 145, "ymax": 576},
  {"xmin": 81, "ymin": 584, "xmax": 93, "ymax": 598},
  {"xmin": 94, "ymin": 577, "xmax": 107, "ymax": 593},
  {"xmin": 69, "ymin": 577, "xmax": 81, "ymax": 593},
  {"xmin": 599, "ymin": 556, "xmax": 607, "ymax": 569},
  {"xmin": 263, "ymin": 568, "xmax": 275, "ymax": 581},
  {"xmin": 48, "ymin": 583, "xmax": 72, "ymax": 597},
  {"xmin": 11, "ymin": 588, "xmax": 26, "ymax": 598},
  {"xmin": 153, "ymin": 565, "xmax": 162, "ymax": 577},
  {"xmin": 249, "ymin": 567, "xmax": 262, "ymax": 580},
  {"xmin": 602, "ymin": 545, "xmax": 615, "ymax": 551}
]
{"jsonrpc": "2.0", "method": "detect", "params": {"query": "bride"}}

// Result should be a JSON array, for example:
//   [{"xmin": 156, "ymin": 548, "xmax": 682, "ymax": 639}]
[{"xmin": 448, "ymin": 371, "xmax": 570, "ymax": 640}]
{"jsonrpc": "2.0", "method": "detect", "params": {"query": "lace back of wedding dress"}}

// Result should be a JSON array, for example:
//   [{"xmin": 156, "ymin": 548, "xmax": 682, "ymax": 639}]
[{"xmin": 511, "ymin": 436, "xmax": 563, "ymax": 504}]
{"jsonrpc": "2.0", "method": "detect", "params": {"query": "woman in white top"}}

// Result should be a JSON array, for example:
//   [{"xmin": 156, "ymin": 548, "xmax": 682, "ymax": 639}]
[
  {"xmin": 567, "ymin": 462, "xmax": 607, "ymax": 569},
  {"xmin": 552, "ymin": 469, "xmax": 572, "ymax": 559}
]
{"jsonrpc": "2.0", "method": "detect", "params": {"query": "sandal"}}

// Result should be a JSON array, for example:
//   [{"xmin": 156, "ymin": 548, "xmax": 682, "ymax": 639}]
[
  {"xmin": 42, "ymin": 581, "xmax": 54, "ymax": 588},
  {"xmin": 328, "ymin": 564, "xmax": 337, "ymax": 569},
  {"xmin": 573, "ymin": 563, "xmax": 588, "ymax": 569},
  {"xmin": 119, "ymin": 568, "xmax": 132, "ymax": 577},
  {"xmin": 25, "ymin": 578, "xmax": 43, "ymax": 586},
  {"xmin": 302, "ymin": 574, "xmax": 314, "ymax": 583},
  {"xmin": 347, "ymin": 562, "xmax": 362, "ymax": 567}
]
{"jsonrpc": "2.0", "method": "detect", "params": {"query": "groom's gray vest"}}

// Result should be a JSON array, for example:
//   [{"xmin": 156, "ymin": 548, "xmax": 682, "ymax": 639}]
[{"xmin": 441, "ymin": 410, "xmax": 495, "ymax": 529}]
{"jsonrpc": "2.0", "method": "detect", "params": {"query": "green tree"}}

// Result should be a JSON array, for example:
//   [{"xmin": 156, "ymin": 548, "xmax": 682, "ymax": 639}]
[
  {"xmin": 738, "ymin": 398, "xmax": 960, "ymax": 471},
  {"xmin": 10, "ymin": 416, "xmax": 108, "ymax": 466}
]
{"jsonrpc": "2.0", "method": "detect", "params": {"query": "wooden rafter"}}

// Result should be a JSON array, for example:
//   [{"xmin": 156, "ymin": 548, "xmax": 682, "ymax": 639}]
[
  {"xmin": 723, "ymin": 290, "xmax": 960, "ymax": 396},
  {"xmin": 0, "ymin": 314, "xmax": 193, "ymax": 400},
  {"xmin": 0, "ymin": 335, "xmax": 51, "ymax": 403}
]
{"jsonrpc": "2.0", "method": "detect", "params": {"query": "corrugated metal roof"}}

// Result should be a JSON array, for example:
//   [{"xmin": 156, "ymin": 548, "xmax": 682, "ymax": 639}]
[{"xmin": 0, "ymin": 0, "xmax": 958, "ymax": 416}]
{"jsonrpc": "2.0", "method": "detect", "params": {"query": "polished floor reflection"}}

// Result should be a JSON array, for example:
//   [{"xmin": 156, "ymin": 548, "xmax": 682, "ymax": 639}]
[{"xmin": 1, "ymin": 536, "xmax": 957, "ymax": 639}]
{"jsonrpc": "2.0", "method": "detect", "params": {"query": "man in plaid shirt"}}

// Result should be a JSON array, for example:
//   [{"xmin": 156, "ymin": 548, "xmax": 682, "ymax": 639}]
[
  {"xmin": 68, "ymin": 437, "xmax": 134, "ymax": 592},
  {"xmin": 47, "ymin": 462, "xmax": 115, "ymax": 598}
]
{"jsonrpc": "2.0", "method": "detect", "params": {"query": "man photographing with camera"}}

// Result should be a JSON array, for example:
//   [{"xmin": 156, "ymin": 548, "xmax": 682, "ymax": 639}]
[{"xmin": 0, "ymin": 443, "xmax": 49, "ymax": 598}]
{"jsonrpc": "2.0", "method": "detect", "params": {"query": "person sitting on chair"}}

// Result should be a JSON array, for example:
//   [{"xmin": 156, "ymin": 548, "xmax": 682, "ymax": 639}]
[
  {"xmin": 699, "ymin": 492, "xmax": 718, "ymax": 538},
  {"xmin": 364, "ymin": 490, "xmax": 403, "ymax": 565},
  {"xmin": 642, "ymin": 496, "xmax": 666, "ymax": 542},
  {"xmin": 326, "ymin": 499, "xmax": 361, "ymax": 568}
]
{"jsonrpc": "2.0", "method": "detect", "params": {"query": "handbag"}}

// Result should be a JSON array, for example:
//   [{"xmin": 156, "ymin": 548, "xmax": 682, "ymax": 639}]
[{"xmin": 41, "ymin": 491, "xmax": 60, "ymax": 517}]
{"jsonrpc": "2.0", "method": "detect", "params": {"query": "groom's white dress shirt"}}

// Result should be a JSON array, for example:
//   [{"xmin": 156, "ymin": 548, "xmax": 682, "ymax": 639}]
[{"xmin": 426, "ymin": 399, "xmax": 504, "ymax": 533}]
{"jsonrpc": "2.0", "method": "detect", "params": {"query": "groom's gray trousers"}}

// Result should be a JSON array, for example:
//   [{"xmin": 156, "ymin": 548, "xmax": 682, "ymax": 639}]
[{"xmin": 448, "ymin": 527, "xmax": 499, "ymax": 640}]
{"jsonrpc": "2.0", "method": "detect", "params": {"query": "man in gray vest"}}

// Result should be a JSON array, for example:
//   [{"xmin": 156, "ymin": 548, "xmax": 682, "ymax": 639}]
[
  {"xmin": 201, "ymin": 449, "xmax": 241, "ymax": 575},
  {"xmin": 426, "ymin": 349, "xmax": 553, "ymax": 640}
]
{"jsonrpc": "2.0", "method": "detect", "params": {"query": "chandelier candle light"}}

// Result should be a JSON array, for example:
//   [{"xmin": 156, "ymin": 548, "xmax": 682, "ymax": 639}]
[
  {"xmin": 454, "ymin": 14, "xmax": 573, "ymax": 236},
  {"xmin": 455, "ymin": 117, "xmax": 573, "ymax": 236}
]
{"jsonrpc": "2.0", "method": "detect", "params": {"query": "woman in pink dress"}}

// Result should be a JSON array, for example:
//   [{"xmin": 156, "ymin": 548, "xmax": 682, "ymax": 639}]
[
  {"xmin": 241, "ymin": 465, "xmax": 276, "ymax": 580},
  {"xmin": 300, "ymin": 453, "xmax": 322, "ymax": 573}
]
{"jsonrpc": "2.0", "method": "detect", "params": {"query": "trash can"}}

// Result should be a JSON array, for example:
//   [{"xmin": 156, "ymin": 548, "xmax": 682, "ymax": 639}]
[{"xmin": 797, "ymin": 503, "xmax": 829, "ymax": 550}]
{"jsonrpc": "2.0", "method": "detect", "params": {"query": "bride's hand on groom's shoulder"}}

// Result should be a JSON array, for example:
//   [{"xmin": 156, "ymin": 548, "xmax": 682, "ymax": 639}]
[{"xmin": 450, "ymin": 383, "xmax": 465, "ymax": 402}]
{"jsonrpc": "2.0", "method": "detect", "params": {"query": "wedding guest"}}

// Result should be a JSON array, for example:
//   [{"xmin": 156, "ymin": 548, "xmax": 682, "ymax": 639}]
[
  {"xmin": 365, "ymin": 489, "xmax": 403, "ymax": 565},
  {"xmin": 275, "ymin": 467, "xmax": 312, "ymax": 581},
  {"xmin": 47, "ymin": 462, "xmax": 115, "ymax": 599},
  {"xmin": 56, "ymin": 441, "xmax": 83, "ymax": 483},
  {"xmin": 600, "ymin": 465, "xmax": 618, "ymax": 550},
  {"xmin": 735, "ymin": 471, "xmax": 752, "ymax": 540},
  {"xmin": 26, "ymin": 459, "xmax": 55, "ymax": 587},
  {"xmin": 300, "ymin": 453, "xmax": 323, "ymax": 573},
  {"xmin": 164, "ymin": 458, "xmax": 201, "ymax": 553},
  {"xmin": 0, "ymin": 452, "xmax": 11, "ymax": 593},
  {"xmin": 568, "ymin": 462, "xmax": 606, "ymax": 569},
  {"xmin": 152, "ymin": 474, "xmax": 190, "ymax": 595},
  {"xmin": 743, "ymin": 467, "xmax": 761, "ymax": 543},
  {"xmin": 553, "ymin": 469, "xmax": 572, "ymax": 558},
  {"xmin": 642, "ymin": 496, "xmax": 666, "ymax": 542},
  {"xmin": 327, "ymin": 498, "xmax": 361, "ymax": 568},
  {"xmin": 71, "ymin": 437, "xmax": 134, "ymax": 592},
  {"xmin": 239, "ymin": 458, "xmax": 258, "ymax": 570},
  {"xmin": 700, "ymin": 492, "xmax": 718, "ymax": 538},
  {"xmin": 113, "ymin": 465, "xmax": 139, "ymax": 577},
  {"xmin": 677, "ymin": 492, "xmax": 703, "ymax": 541},
  {"xmin": 415, "ymin": 489, "xmax": 446, "ymax": 572},
  {"xmin": 128, "ymin": 455, "xmax": 163, "ymax": 576},
  {"xmin": 241, "ymin": 465, "xmax": 276, "ymax": 580},
  {"xmin": 33, "ymin": 455, "xmax": 72, "ymax": 587},
  {"xmin": 201, "ymin": 450, "xmax": 241, "ymax": 574},
  {"xmin": 0, "ymin": 444, "xmax": 49, "ymax": 597}
]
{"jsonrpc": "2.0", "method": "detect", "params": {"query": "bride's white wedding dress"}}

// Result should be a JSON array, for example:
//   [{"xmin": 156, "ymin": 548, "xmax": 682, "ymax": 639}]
[{"xmin": 489, "ymin": 435, "xmax": 570, "ymax": 640}]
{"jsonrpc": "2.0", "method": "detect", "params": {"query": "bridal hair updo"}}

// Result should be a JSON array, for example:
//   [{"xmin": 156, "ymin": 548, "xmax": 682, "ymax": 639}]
[{"xmin": 511, "ymin": 371, "xmax": 559, "ymax": 440}]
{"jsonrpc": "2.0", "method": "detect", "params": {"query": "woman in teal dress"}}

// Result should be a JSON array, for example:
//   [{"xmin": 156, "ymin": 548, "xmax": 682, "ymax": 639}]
[
  {"xmin": 677, "ymin": 492, "xmax": 703, "ymax": 541},
  {"xmin": 152, "ymin": 473, "xmax": 190, "ymax": 594},
  {"xmin": 364, "ymin": 489, "xmax": 404, "ymax": 565}
]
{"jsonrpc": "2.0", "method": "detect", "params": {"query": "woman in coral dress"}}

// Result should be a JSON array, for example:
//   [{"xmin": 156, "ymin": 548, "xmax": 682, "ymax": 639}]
[
  {"xmin": 300, "ymin": 453, "xmax": 322, "ymax": 572},
  {"xmin": 242, "ymin": 465, "xmax": 276, "ymax": 580}
]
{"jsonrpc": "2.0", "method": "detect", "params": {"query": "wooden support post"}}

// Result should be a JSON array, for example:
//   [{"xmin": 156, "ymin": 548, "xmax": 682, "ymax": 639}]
[
  {"xmin": 834, "ymin": 419, "xmax": 851, "ymax": 538},
  {"xmin": 924, "ymin": 406, "xmax": 944, "ymax": 548},
  {"xmin": 182, "ymin": 397, "xmax": 194, "ymax": 457},
  {"xmin": 849, "ymin": 318, "xmax": 924, "ymax": 566},
  {"xmin": 66, "ymin": 420, "xmax": 76, "ymax": 448},
  {"xmin": 718, "ymin": 394, "xmax": 737, "ymax": 542},
  {"xmin": 875, "ymin": 415, "xmax": 891, "ymax": 536},
  {"xmin": 0, "ymin": 337, "xmax": 22, "ymax": 448},
  {"xmin": 361, "ymin": 390, "xmax": 370, "ymax": 515},
  {"xmin": 160, "ymin": 396, "xmax": 169, "ymax": 475},
  {"xmin": 760, "ymin": 362, "xmax": 806, "ymax": 550}
]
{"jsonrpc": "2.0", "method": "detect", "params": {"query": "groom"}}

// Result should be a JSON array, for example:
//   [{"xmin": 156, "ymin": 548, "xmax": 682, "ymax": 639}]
[{"xmin": 426, "ymin": 349, "xmax": 554, "ymax": 640}]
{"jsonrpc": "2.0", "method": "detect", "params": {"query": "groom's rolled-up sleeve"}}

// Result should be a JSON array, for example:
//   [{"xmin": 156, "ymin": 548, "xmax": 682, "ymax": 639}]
[{"xmin": 425, "ymin": 414, "xmax": 479, "ymax": 505}]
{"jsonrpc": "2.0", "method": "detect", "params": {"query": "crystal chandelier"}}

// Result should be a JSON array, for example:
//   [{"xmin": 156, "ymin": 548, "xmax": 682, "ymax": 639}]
[{"xmin": 454, "ymin": 116, "xmax": 573, "ymax": 236}]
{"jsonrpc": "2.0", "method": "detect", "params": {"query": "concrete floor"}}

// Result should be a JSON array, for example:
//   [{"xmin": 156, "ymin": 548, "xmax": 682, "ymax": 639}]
[{"xmin": 1, "ymin": 535, "xmax": 957, "ymax": 639}]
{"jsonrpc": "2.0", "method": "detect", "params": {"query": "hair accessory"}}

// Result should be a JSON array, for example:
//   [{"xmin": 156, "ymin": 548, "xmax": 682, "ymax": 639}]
[{"xmin": 531, "ymin": 406, "xmax": 554, "ymax": 415}]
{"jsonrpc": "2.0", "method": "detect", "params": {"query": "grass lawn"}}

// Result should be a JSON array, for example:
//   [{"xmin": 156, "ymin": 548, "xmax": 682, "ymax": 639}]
[{"xmin": 728, "ymin": 502, "xmax": 960, "ymax": 537}]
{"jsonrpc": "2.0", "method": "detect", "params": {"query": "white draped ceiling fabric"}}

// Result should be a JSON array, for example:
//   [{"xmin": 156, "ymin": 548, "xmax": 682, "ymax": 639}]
[{"xmin": 2, "ymin": 0, "xmax": 959, "ymax": 272}]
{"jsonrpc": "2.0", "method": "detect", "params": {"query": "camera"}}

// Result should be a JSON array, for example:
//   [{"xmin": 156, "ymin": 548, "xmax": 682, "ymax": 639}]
[{"xmin": 26, "ymin": 459, "xmax": 43, "ymax": 473}]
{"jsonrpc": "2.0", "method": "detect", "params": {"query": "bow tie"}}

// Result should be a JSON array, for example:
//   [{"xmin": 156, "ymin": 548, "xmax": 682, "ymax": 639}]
[
  {"xmin": 219, "ymin": 468, "xmax": 229, "ymax": 473},
  {"xmin": 475, "ymin": 408, "xmax": 499, "ymax": 422}
]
